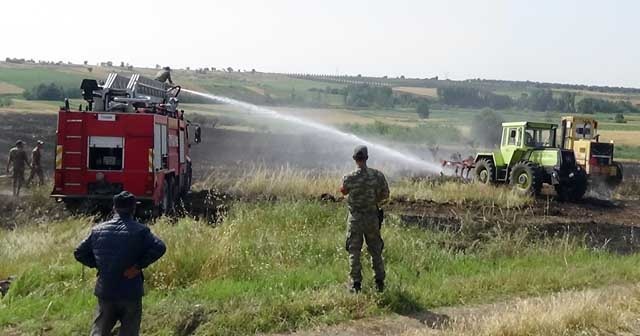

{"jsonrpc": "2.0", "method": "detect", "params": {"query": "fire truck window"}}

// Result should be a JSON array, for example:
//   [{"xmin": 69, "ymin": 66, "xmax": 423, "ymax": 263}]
[{"xmin": 88, "ymin": 136, "xmax": 124, "ymax": 170}]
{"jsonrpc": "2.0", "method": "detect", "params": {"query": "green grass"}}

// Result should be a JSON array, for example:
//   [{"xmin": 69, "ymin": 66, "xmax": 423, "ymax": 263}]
[
  {"xmin": 617, "ymin": 145, "xmax": 640, "ymax": 160},
  {"xmin": 2, "ymin": 201, "xmax": 640, "ymax": 335},
  {"xmin": 0, "ymin": 67, "xmax": 93, "ymax": 91}
]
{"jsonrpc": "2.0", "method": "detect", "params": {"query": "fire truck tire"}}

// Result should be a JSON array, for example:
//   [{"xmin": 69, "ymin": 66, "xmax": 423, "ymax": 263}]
[{"xmin": 161, "ymin": 179, "xmax": 174, "ymax": 215}]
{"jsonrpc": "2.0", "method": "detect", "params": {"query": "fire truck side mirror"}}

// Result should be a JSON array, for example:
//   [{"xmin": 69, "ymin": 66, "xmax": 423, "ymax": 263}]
[{"xmin": 194, "ymin": 126, "xmax": 202, "ymax": 144}]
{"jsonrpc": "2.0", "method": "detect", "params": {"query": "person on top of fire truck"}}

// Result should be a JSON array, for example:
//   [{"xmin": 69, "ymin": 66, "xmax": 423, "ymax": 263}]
[{"xmin": 154, "ymin": 66, "xmax": 174, "ymax": 85}]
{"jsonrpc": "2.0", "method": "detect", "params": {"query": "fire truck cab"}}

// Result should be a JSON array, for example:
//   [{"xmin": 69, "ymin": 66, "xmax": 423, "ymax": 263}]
[{"xmin": 51, "ymin": 73, "xmax": 201, "ymax": 214}]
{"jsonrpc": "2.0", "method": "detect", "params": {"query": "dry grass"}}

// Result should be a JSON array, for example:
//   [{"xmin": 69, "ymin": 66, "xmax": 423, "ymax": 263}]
[
  {"xmin": 404, "ymin": 285, "xmax": 640, "ymax": 336},
  {"xmin": 0, "ymin": 81, "xmax": 23, "ymax": 94},
  {"xmin": 598, "ymin": 130, "xmax": 640, "ymax": 146},
  {"xmin": 196, "ymin": 165, "xmax": 341, "ymax": 200},
  {"xmin": 392, "ymin": 87, "xmax": 438, "ymax": 98},
  {"xmin": 196, "ymin": 166, "xmax": 532, "ymax": 207},
  {"xmin": 393, "ymin": 179, "xmax": 532, "ymax": 208}
]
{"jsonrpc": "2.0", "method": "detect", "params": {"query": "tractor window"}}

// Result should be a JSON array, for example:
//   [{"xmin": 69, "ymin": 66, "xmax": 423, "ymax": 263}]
[
  {"xmin": 576, "ymin": 123, "xmax": 593, "ymax": 139},
  {"xmin": 88, "ymin": 136, "xmax": 124, "ymax": 170},
  {"xmin": 507, "ymin": 128, "xmax": 520, "ymax": 145},
  {"xmin": 525, "ymin": 128, "xmax": 555, "ymax": 148}
]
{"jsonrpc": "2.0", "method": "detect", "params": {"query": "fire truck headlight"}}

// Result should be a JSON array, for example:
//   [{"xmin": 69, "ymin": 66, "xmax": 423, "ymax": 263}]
[{"xmin": 96, "ymin": 172, "xmax": 105, "ymax": 181}]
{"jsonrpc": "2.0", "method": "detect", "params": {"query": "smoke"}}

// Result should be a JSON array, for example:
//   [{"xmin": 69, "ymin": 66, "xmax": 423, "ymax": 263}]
[{"xmin": 183, "ymin": 89, "xmax": 443, "ymax": 174}]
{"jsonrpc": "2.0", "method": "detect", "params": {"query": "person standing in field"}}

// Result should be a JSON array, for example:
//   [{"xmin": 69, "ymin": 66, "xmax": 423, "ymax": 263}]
[
  {"xmin": 340, "ymin": 145, "xmax": 389, "ymax": 293},
  {"xmin": 6, "ymin": 140, "xmax": 30, "ymax": 197},
  {"xmin": 27, "ymin": 140, "xmax": 45, "ymax": 186},
  {"xmin": 74, "ymin": 191, "xmax": 166, "ymax": 336}
]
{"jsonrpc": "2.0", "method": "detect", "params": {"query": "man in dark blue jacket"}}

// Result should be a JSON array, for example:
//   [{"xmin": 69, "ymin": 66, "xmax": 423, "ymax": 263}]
[{"xmin": 75, "ymin": 191, "xmax": 166, "ymax": 336}]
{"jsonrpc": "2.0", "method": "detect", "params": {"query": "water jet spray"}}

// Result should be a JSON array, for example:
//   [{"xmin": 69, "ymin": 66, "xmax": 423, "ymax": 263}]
[{"xmin": 183, "ymin": 89, "xmax": 443, "ymax": 174}]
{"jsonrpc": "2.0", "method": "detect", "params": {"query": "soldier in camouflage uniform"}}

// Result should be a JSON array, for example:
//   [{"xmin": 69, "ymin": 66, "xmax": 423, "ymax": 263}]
[
  {"xmin": 154, "ymin": 66, "xmax": 174, "ymax": 85},
  {"xmin": 340, "ymin": 145, "xmax": 389, "ymax": 293},
  {"xmin": 6, "ymin": 140, "xmax": 31, "ymax": 197}
]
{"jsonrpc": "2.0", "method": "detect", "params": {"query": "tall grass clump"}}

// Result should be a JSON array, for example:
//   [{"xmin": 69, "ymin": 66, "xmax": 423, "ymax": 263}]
[
  {"xmin": 406, "ymin": 285, "xmax": 640, "ymax": 336},
  {"xmin": 392, "ymin": 179, "xmax": 532, "ymax": 208},
  {"xmin": 197, "ymin": 165, "xmax": 341, "ymax": 200}
]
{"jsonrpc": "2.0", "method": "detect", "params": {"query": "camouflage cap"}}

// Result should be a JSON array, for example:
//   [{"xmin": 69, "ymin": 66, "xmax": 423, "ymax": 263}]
[
  {"xmin": 113, "ymin": 190, "xmax": 136, "ymax": 209},
  {"xmin": 15, "ymin": 140, "xmax": 24, "ymax": 146},
  {"xmin": 353, "ymin": 145, "xmax": 368, "ymax": 159}
]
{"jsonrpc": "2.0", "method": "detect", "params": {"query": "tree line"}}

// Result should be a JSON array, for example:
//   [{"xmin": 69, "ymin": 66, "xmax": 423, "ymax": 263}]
[{"xmin": 437, "ymin": 86, "xmax": 639, "ymax": 114}]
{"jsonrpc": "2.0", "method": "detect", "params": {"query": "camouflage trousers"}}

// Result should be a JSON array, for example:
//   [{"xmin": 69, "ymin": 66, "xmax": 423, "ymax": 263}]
[{"xmin": 346, "ymin": 211, "xmax": 385, "ymax": 283}]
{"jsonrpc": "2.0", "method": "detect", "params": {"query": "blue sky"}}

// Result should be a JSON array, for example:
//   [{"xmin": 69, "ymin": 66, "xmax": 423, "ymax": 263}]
[{"xmin": 2, "ymin": 0, "xmax": 638, "ymax": 87}]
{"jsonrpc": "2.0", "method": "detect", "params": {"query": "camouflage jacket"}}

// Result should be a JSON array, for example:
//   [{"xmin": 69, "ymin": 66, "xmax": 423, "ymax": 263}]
[
  {"xmin": 154, "ymin": 70, "xmax": 173, "ymax": 84},
  {"xmin": 342, "ymin": 166, "xmax": 389, "ymax": 213},
  {"xmin": 8, "ymin": 147, "xmax": 29, "ymax": 171}
]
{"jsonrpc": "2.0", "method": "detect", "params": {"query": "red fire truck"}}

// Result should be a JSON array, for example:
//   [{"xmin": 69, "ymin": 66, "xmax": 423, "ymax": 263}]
[{"xmin": 51, "ymin": 73, "xmax": 201, "ymax": 214}]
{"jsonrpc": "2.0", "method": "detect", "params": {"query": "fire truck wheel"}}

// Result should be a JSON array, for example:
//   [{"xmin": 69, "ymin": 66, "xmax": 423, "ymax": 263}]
[{"xmin": 162, "ymin": 180, "xmax": 174, "ymax": 215}]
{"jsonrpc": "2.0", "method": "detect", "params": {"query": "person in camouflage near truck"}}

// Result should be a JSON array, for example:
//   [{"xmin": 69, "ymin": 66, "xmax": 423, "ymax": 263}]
[
  {"xmin": 6, "ymin": 140, "xmax": 31, "ymax": 197},
  {"xmin": 27, "ymin": 140, "xmax": 45, "ymax": 186},
  {"xmin": 340, "ymin": 145, "xmax": 390, "ymax": 293}
]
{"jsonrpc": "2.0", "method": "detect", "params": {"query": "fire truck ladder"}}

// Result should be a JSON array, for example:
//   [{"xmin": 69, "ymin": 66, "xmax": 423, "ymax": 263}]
[{"xmin": 102, "ymin": 73, "xmax": 168, "ymax": 105}]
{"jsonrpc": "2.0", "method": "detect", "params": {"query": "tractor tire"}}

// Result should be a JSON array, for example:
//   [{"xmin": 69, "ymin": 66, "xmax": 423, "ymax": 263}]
[
  {"xmin": 607, "ymin": 161, "xmax": 623, "ymax": 187},
  {"xmin": 509, "ymin": 161, "xmax": 543, "ymax": 196},
  {"xmin": 473, "ymin": 159, "xmax": 496, "ymax": 184},
  {"xmin": 556, "ymin": 169, "xmax": 588, "ymax": 202}
]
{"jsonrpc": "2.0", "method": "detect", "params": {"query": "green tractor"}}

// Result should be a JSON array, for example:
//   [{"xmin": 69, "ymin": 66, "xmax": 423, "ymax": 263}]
[{"xmin": 474, "ymin": 121, "xmax": 587, "ymax": 201}]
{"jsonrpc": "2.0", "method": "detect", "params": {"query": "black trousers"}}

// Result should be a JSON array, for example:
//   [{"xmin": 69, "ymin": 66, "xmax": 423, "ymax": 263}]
[{"xmin": 90, "ymin": 298, "xmax": 142, "ymax": 336}]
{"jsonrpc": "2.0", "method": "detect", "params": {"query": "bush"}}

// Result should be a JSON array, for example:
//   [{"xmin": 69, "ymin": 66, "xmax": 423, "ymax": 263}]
[
  {"xmin": 615, "ymin": 113, "xmax": 626, "ymax": 123},
  {"xmin": 416, "ymin": 100, "xmax": 430, "ymax": 119},
  {"xmin": 23, "ymin": 82, "xmax": 82, "ymax": 101},
  {"xmin": 0, "ymin": 97, "xmax": 12, "ymax": 107}
]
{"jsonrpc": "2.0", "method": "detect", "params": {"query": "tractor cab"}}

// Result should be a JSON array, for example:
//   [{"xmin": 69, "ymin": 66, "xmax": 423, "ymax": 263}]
[
  {"xmin": 560, "ymin": 116, "xmax": 622, "ymax": 184},
  {"xmin": 499, "ymin": 122, "xmax": 558, "ymax": 168}
]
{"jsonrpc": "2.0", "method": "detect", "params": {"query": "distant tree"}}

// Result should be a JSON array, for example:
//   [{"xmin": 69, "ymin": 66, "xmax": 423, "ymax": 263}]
[
  {"xmin": 83, "ymin": 60, "xmax": 88, "ymax": 65},
  {"xmin": 555, "ymin": 91, "xmax": 576, "ymax": 113},
  {"xmin": 472, "ymin": 109, "xmax": 504, "ymax": 147},
  {"xmin": 155, "ymin": 64, "xmax": 161, "ymax": 69},
  {"xmin": 400, "ymin": 75, "xmax": 406, "ymax": 79},
  {"xmin": 416, "ymin": 100, "xmax": 430, "ymax": 119},
  {"xmin": 120, "ymin": 61, "xmax": 125, "ymax": 68},
  {"xmin": 528, "ymin": 89, "xmax": 554, "ymax": 111},
  {"xmin": 227, "ymin": 67, "xmax": 233, "ymax": 72},
  {"xmin": 251, "ymin": 69, "xmax": 256, "ymax": 74},
  {"xmin": 615, "ymin": 113, "xmax": 626, "ymax": 123},
  {"xmin": 87, "ymin": 67, "xmax": 93, "ymax": 73}
]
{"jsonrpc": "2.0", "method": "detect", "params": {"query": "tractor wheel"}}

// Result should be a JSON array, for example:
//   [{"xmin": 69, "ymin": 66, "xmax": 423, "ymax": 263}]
[
  {"xmin": 473, "ymin": 159, "xmax": 496, "ymax": 184},
  {"xmin": 556, "ymin": 169, "xmax": 588, "ymax": 202},
  {"xmin": 607, "ymin": 161, "xmax": 623, "ymax": 187},
  {"xmin": 509, "ymin": 161, "xmax": 543, "ymax": 196}
]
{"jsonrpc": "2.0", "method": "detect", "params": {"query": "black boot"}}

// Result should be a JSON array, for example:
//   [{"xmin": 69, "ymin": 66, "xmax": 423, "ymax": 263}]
[
  {"xmin": 350, "ymin": 281, "xmax": 361, "ymax": 293},
  {"xmin": 375, "ymin": 280, "xmax": 384, "ymax": 293}
]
